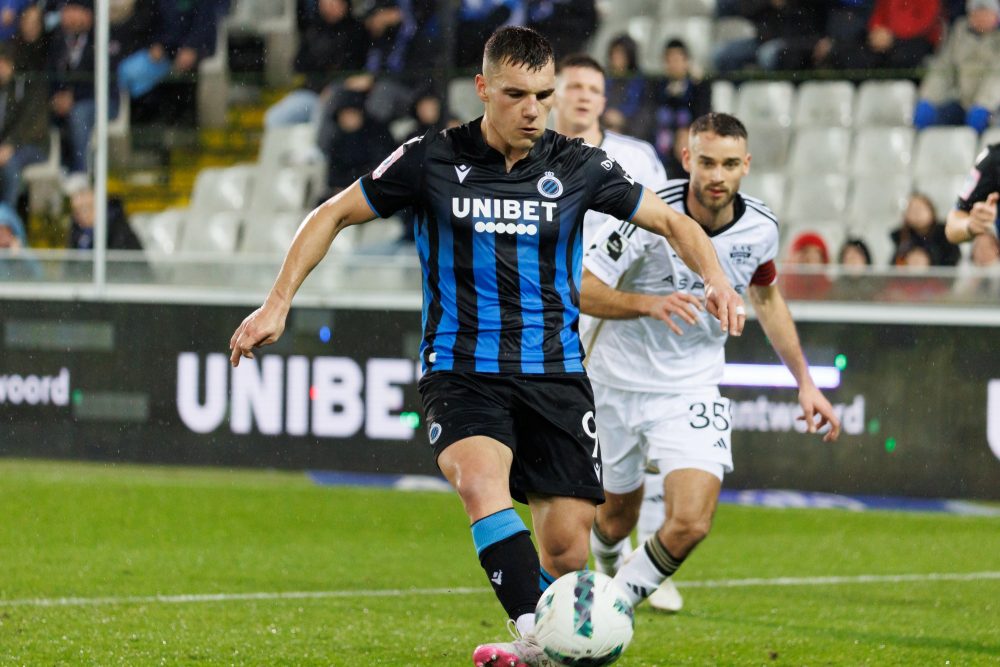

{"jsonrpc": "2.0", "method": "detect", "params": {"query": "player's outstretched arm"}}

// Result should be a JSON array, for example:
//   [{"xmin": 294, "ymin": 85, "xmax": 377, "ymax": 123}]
[
  {"xmin": 629, "ymin": 187, "xmax": 745, "ymax": 335},
  {"xmin": 749, "ymin": 283, "xmax": 841, "ymax": 442},
  {"xmin": 581, "ymin": 269, "xmax": 701, "ymax": 335},
  {"xmin": 229, "ymin": 181, "xmax": 376, "ymax": 366},
  {"xmin": 946, "ymin": 192, "xmax": 998, "ymax": 244}
]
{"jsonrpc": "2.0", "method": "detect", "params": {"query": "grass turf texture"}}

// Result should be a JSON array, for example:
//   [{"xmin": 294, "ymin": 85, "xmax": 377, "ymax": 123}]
[{"xmin": 1, "ymin": 460, "xmax": 998, "ymax": 666}]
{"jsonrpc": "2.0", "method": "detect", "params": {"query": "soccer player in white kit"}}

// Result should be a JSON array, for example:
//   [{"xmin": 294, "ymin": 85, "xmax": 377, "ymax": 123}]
[
  {"xmin": 581, "ymin": 112, "xmax": 842, "ymax": 612},
  {"xmin": 553, "ymin": 52, "xmax": 694, "ymax": 611}
]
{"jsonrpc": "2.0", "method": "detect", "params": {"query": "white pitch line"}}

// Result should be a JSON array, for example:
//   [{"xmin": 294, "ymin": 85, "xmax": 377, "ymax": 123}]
[{"xmin": 2, "ymin": 571, "xmax": 999, "ymax": 609}]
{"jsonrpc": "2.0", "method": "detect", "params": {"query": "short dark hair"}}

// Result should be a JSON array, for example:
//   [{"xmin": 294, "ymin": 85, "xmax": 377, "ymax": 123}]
[
  {"xmin": 557, "ymin": 53, "xmax": 605, "ymax": 77},
  {"xmin": 690, "ymin": 112, "xmax": 748, "ymax": 141},
  {"xmin": 608, "ymin": 34, "xmax": 639, "ymax": 73},
  {"xmin": 664, "ymin": 38, "xmax": 688, "ymax": 55},
  {"xmin": 839, "ymin": 238, "xmax": 872, "ymax": 265},
  {"xmin": 484, "ymin": 26, "xmax": 554, "ymax": 73}
]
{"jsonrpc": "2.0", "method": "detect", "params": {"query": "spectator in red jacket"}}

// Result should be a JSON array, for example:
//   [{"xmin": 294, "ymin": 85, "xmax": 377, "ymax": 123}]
[{"xmin": 823, "ymin": 0, "xmax": 942, "ymax": 69}]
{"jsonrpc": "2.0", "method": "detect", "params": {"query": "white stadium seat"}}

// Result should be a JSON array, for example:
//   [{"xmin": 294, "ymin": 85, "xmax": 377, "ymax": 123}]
[
  {"xmin": 447, "ymin": 77, "xmax": 482, "ymax": 123},
  {"xmin": 179, "ymin": 210, "xmax": 242, "ymax": 254},
  {"xmin": 240, "ymin": 211, "xmax": 303, "ymax": 254},
  {"xmin": 188, "ymin": 165, "xmax": 254, "ymax": 215},
  {"xmin": 744, "ymin": 124, "xmax": 792, "ymax": 172},
  {"xmin": 711, "ymin": 79, "xmax": 736, "ymax": 114},
  {"xmin": 914, "ymin": 173, "xmax": 967, "ymax": 219},
  {"xmin": 913, "ymin": 126, "xmax": 979, "ymax": 177},
  {"xmin": 850, "ymin": 126, "xmax": 914, "ymax": 176},
  {"xmin": 784, "ymin": 173, "xmax": 850, "ymax": 227},
  {"xmin": 794, "ymin": 81, "xmax": 855, "ymax": 128},
  {"xmin": 132, "ymin": 208, "xmax": 186, "ymax": 255},
  {"xmin": 855, "ymin": 80, "xmax": 916, "ymax": 127},
  {"xmin": 736, "ymin": 81, "xmax": 795, "ymax": 127},
  {"xmin": 713, "ymin": 16, "xmax": 757, "ymax": 45},
  {"xmin": 845, "ymin": 174, "xmax": 912, "ymax": 231},
  {"xmin": 788, "ymin": 127, "xmax": 852, "ymax": 175},
  {"xmin": 979, "ymin": 126, "xmax": 1000, "ymax": 152},
  {"xmin": 661, "ymin": 0, "xmax": 716, "ymax": 18}
]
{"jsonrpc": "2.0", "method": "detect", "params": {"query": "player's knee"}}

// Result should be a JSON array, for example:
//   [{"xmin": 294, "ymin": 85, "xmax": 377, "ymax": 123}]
[
  {"xmin": 596, "ymin": 511, "xmax": 636, "ymax": 543},
  {"xmin": 664, "ymin": 515, "xmax": 712, "ymax": 550},
  {"xmin": 544, "ymin": 540, "xmax": 590, "ymax": 576}
]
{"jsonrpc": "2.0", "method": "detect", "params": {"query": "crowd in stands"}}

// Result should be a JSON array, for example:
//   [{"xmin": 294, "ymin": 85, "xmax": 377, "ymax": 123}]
[{"xmin": 0, "ymin": 0, "xmax": 997, "ymax": 299}]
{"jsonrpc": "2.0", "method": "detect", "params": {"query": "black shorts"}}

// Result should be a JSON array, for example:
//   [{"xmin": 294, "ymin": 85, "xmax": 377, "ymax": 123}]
[{"xmin": 418, "ymin": 371, "xmax": 605, "ymax": 505}]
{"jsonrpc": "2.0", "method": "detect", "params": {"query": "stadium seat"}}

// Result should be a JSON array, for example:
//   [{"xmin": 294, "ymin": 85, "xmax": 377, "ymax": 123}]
[
  {"xmin": 644, "ymin": 17, "xmax": 713, "ymax": 73},
  {"xmin": 178, "ymin": 210, "xmax": 242, "ymax": 254},
  {"xmin": 740, "ymin": 172, "xmax": 787, "ymax": 219},
  {"xmin": 711, "ymin": 79, "xmax": 736, "ymax": 114},
  {"xmin": 197, "ymin": 22, "xmax": 230, "ymax": 129},
  {"xmin": 744, "ymin": 124, "xmax": 792, "ymax": 172},
  {"xmin": 188, "ymin": 165, "xmax": 255, "ymax": 215},
  {"xmin": 447, "ymin": 77, "xmax": 483, "ymax": 123},
  {"xmin": 788, "ymin": 127, "xmax": 852, "ymax": 175},
  {"xmin": 736, "ymin": 81, "xmax": 795, "ymax": 127},
  {"xmin": 794, "ymin": 81, "xmax": 855, "ymax": 128},
  {"xmin": 979, "ymin": 126, "xmax": 1000, "ymax": 152},
  {"xmin": 913, "ymin": 126, "xmax": 979, "ymax": 177},
  {"xmin": 850, "ymin": 126, "xmax": 914, "ymax": 176},
  {"xmin": 845, "ymin": 174, "xmax": 911, "ymax": 231},
  {"xmin": 256, "ymin": 123, "xmax": 322, "ymax": 171},
  {"xmin": 661, "ymin": 0, "xmax": 716, "ymax": 17},
  {"xmin": 713, "ymin": 16, "xmax": 757, "ymax": 45},
  {"xmin": 854, "ymin": 80, "xmax": 916, "ymax": 127},
  {"xmin": 132, "ymin": 208, "xmax": 185, "ymax": 255},
  {"xmin": 784, "ymin": 174, "xmax": 850, "ymax": 227},
  {"xmin": 240, "ymin": 211, "xmax": 302, "ymax": 254},
  {"xmin": 914, "ymin": 173, "xmax": 966, "ymax": 218}
]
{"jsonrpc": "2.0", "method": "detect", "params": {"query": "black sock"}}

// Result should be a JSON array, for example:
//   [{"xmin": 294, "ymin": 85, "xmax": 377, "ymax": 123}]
[{"xmin": 479, "ymin": 532, "xmax": 541, "ymax": 620}]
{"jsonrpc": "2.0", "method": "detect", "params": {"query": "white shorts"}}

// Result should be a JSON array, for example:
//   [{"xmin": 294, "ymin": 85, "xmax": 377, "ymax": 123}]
[{"xmin": 592, "ymin": 381, "xmax": 733, "ymax": 495}]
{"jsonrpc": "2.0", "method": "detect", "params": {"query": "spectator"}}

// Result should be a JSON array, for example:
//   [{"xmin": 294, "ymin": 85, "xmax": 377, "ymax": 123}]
[
  {"xmin": 264, "ymin": 0, "xmax": 368, "ymax": 128},
  {"xmin": 0, "ymin": 41, "xmax": 48, "ymax": 208},
  {"xmin": 954, "ymin": 232, "xmax": 1000, "ymax": 295},
  {"xmin": 63, "ymin": 172, "xmax": 142, "ymax": 251},
  {"xmin": 528, "ymin": 0, "xmax": 597, "ymax": 59},
  {"xmin": 822, "ymin": 0, "xmax": 941, "ymax": 69},
  {"xmin": 891, "ymin": 192, "xmax": 961, "ymax": 266},
  {"xmin": 111, "ymin": 0, "xmax": 164, "ymax": 98},
  {"xmin": 356, "ymin": 0, "xmax": 440, "ymax": 124},
  {"xmin": 915, "ymin": 0, "xmax": 1000, "ymax": 133},
  {"xmin": 115, "ymin": 0, "xmax": 227, "ymax": 111},
  {"xmin": 320, "ymin": 89, "xmax": 395, "ymax": 193},
  {"xmin": 838, "ymin": 237, "xmax": 873, "ymax": 267},
  {"xmin": 648, "ymin": 39, "xmax": 710, "ymax": 177},
  {"xmin": 48, "ymin": 0, "xmax": 96, "ymax": 172},
  {"xmin": 0, "ymin": 201, "xmax": 40, "ymax": 278},
  {"xmin": 713, "ymin": 0, "xmax": 826, "ymax": 73},
  {"xmin": 602, "ymin": 34, "xmax": 649, "ymax": 136},
  {"xmin": 781, "ymin": 230, "xmax": 833, "ymax": 300},
  {"xmin": 405, "ymin": 88, "xmax": 457, "ymax": 140},
  {"xmin": 0, "ymin": 0, "xmax": 30, "ymax": 42}
]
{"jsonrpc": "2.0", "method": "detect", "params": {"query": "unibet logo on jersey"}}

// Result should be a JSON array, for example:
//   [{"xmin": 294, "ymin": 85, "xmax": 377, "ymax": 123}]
[{"xmin": 452, "ymin": 197, "xmax": 558, "ymax": 237}]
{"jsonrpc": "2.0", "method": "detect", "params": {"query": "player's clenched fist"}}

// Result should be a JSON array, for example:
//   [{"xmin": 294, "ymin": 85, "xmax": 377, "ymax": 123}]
[
  {"xmin": 969, "ymin": 192, "xmax": 999, "ymax": 237},
  {"xmin": 229, "ymin": 303, "xmax": 288, "ymax": 367},
  {"xmin": 704, "ymin": 279, "xmax": 745, "ymax": 337}
]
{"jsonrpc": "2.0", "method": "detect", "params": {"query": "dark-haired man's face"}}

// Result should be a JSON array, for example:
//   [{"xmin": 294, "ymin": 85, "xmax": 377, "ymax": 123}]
[
  {"xmin": 683, "ymin": 130, "xmax": 750, "ymax": 215},
  {"xmin": 477, "ymin": 59, "xmax": 555, "ymax": 153},
  {"xmin": 554, "ymin": 66, "xmax": 605, "ymax": 136}
]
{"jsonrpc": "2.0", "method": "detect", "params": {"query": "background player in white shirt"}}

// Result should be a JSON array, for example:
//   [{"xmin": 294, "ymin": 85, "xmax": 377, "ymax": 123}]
[{"xmin": 581, "ymin": 112, "xmax": 842, "ymax": 613}]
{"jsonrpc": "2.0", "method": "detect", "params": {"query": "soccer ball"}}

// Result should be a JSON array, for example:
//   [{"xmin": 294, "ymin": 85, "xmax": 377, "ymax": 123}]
[{"xmin": 533, "ymin": 570, "xmax": 634, "ymax": 666}]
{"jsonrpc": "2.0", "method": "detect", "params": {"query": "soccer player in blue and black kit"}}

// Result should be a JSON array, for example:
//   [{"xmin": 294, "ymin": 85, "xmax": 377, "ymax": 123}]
[{"xmin": 230, "ymin": 27, "xmax": 745, "ymax": 667}]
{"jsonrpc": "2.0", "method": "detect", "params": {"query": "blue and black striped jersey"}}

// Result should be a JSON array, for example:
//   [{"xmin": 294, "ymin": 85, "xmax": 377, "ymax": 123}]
[{"xmin": 359, "ymin": 118, "xmax": 644, "ymax": 374}]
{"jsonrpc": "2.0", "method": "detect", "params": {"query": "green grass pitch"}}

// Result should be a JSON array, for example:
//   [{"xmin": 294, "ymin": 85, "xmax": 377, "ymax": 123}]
[{"xmin": 1, "ymin": 459, "xmax": 998, "ymax": 666}]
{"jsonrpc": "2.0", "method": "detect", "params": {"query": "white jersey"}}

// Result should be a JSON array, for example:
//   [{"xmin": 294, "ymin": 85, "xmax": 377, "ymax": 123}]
[
  {"xmin": 579, "ymin": 130, "xmax": 668, "ymax": 342},
  {"xmin": 583, "ymin": 179, "xmax": 780, "ymax": 393}
]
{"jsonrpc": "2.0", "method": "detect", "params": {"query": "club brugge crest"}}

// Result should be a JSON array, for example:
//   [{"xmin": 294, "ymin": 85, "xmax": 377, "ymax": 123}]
[{"xmin": 537, "ymin": 171, "xmax": 563, "ymax": 198}]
